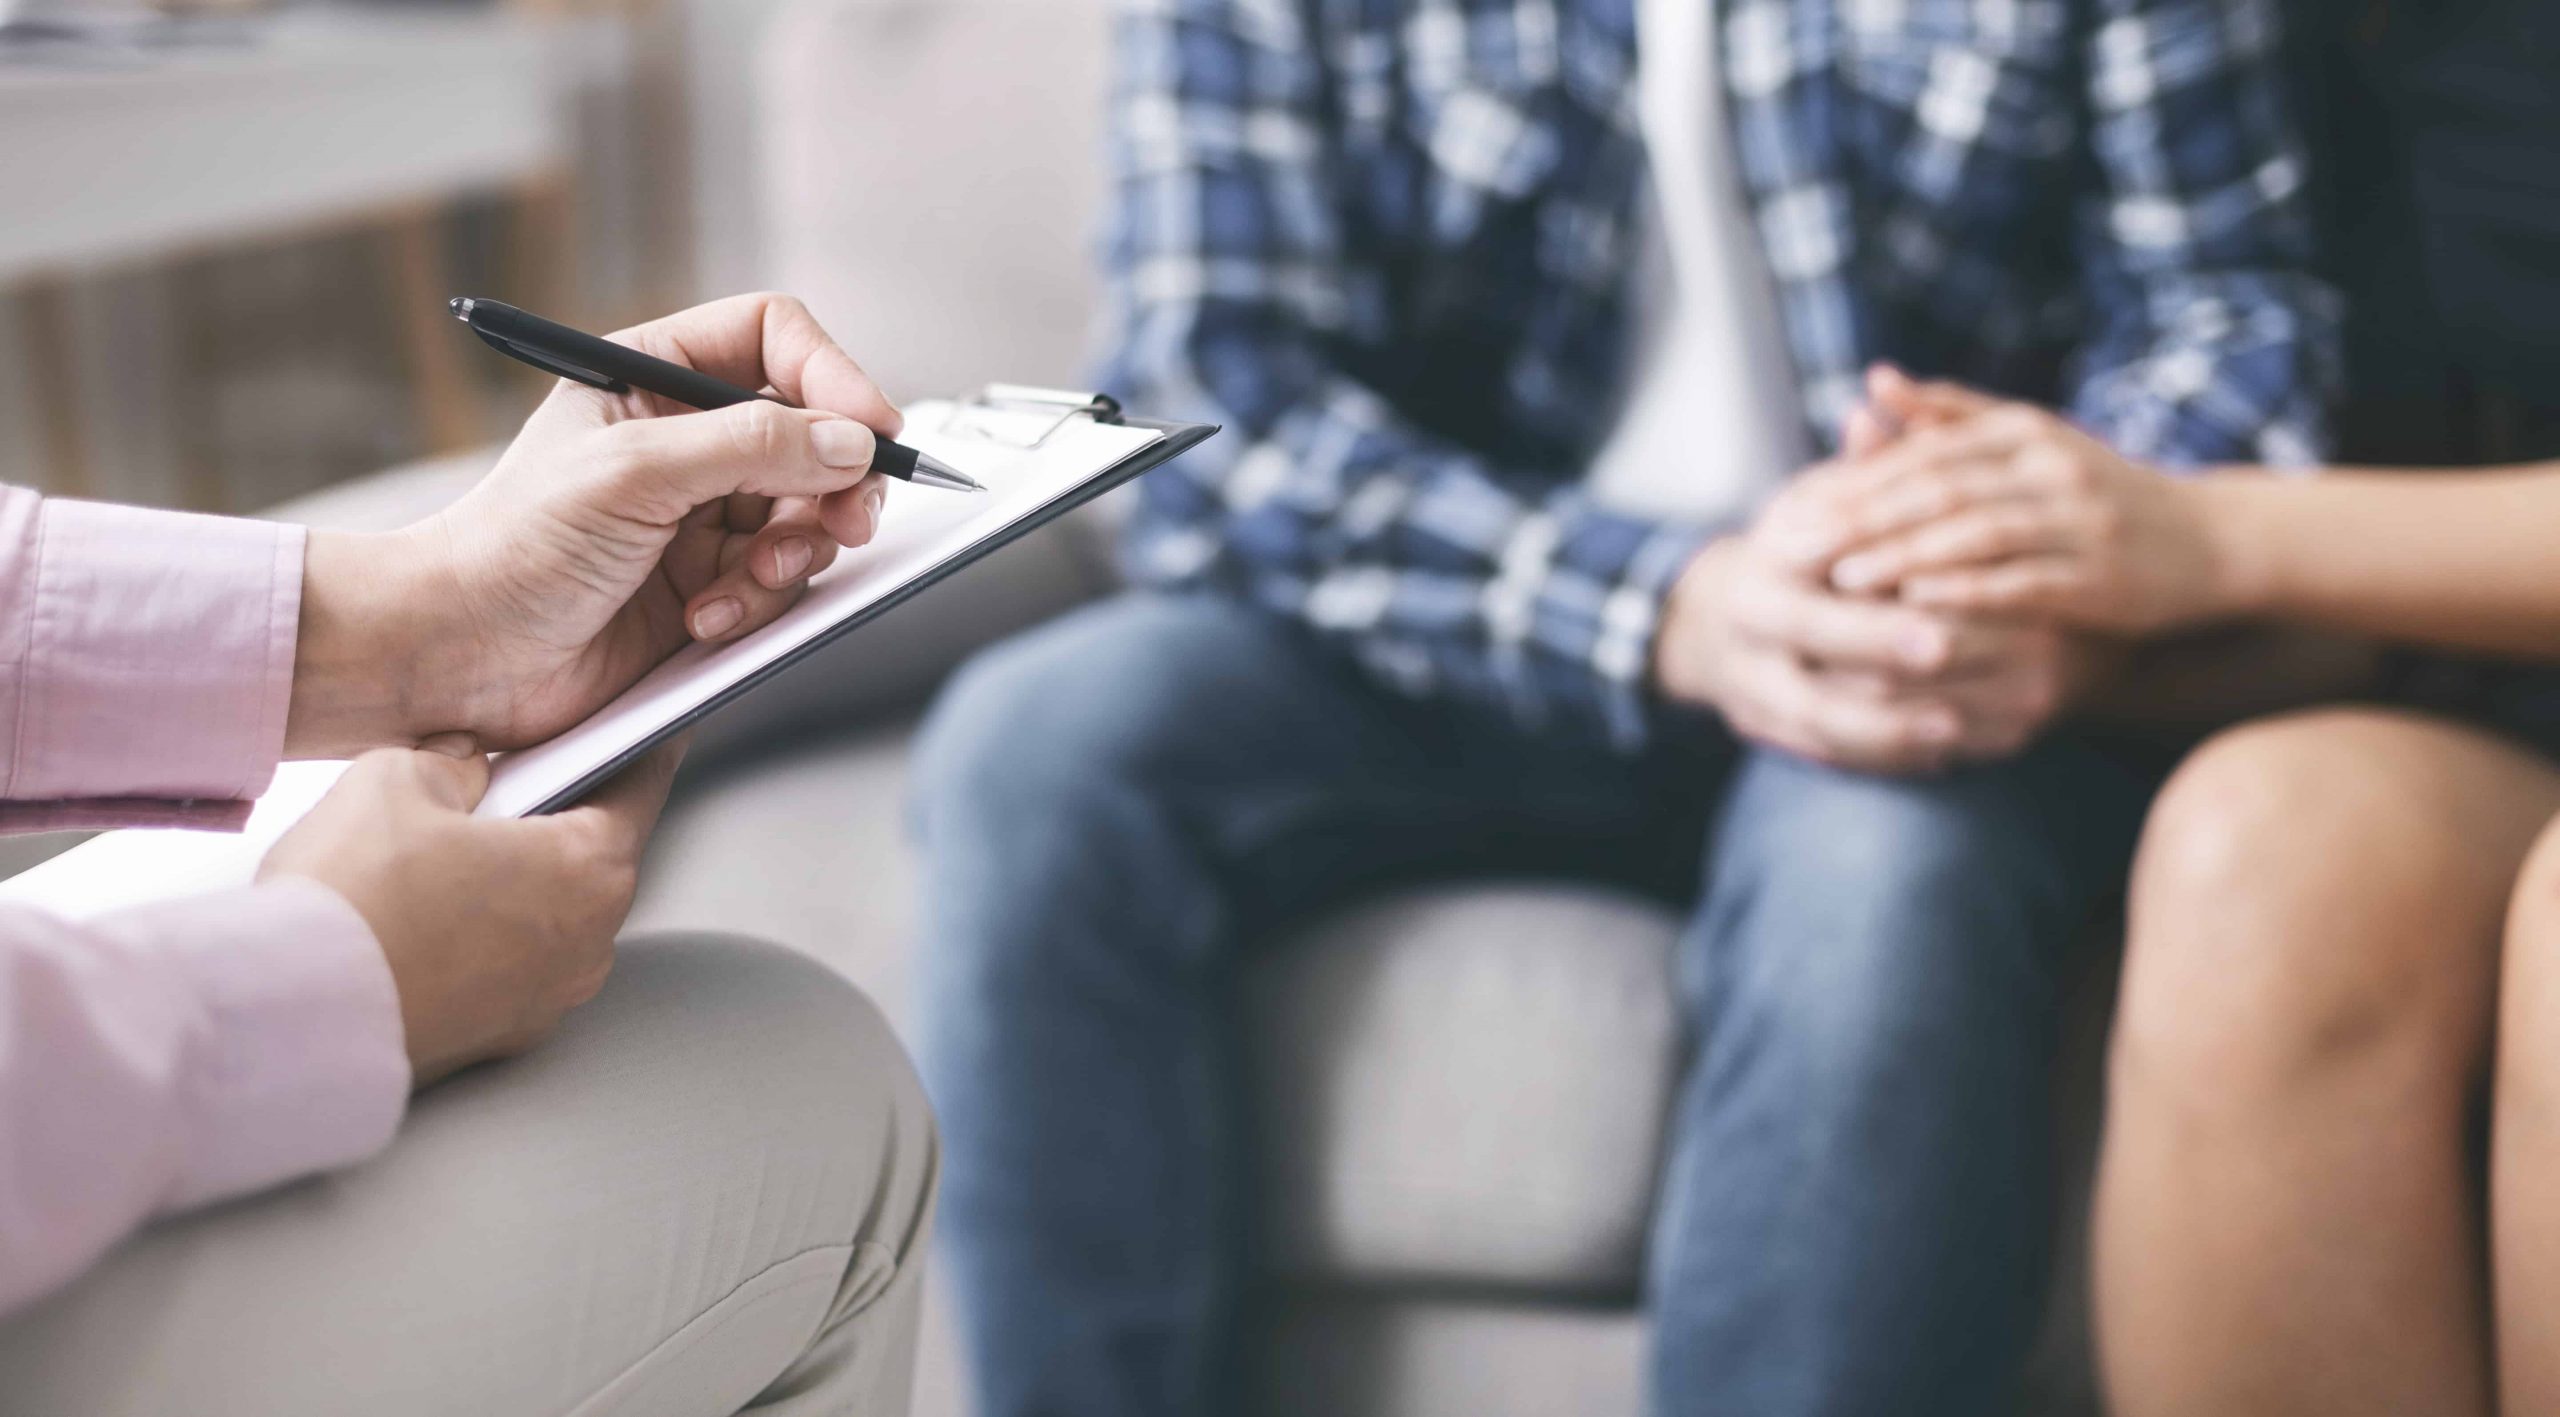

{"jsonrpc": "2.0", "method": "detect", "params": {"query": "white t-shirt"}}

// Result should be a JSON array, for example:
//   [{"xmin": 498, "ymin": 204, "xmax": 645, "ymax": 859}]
[{"xmin": 1583, "ymin": 0, "xmax": 1810, "ymax": 524}]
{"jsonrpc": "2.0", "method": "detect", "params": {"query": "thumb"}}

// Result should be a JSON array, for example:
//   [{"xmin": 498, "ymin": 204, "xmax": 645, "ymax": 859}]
[
  {"xmin": 404, "ymin": 745, "xmax": 492, "ymax": 813},
  {"xmin": 594, "ymin": 400, "xmax": 874, "ymax": 524}
]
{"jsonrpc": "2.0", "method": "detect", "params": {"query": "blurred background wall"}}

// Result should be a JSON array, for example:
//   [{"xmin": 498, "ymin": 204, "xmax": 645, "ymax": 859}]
[{"xmin": 0, "ymin": 0, "xmax": 805, "ymax": 514}]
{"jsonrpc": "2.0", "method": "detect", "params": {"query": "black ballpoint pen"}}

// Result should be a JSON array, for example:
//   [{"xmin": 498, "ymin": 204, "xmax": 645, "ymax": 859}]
[{"xmin": 448, "ymin": 297, "xmax": 984, "ymax": 493}]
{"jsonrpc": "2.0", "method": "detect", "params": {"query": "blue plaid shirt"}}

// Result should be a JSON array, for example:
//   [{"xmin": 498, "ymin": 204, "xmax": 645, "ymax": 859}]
[{"xmin": 1099, "ymin": 0, "xmax": 2341, "ymax": 751}]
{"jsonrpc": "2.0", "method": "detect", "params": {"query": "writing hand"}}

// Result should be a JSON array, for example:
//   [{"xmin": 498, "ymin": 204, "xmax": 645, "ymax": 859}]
[{"xmin": 288, "ymin": 293, "xmax": 898, "ymax": 756}]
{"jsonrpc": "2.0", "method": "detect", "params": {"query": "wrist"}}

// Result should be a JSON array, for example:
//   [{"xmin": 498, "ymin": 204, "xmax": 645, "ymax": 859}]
[
  {"xmin": 1652, "ymin": 537, "xmax": 1742, "ymax": 709},
  {"xmin": 285, "ymin": 528, "xmax": 449, "ymax": 757},
  {"xmin": 2188, "ymin": 474, "xmax": 2281, "ymax": 621}
]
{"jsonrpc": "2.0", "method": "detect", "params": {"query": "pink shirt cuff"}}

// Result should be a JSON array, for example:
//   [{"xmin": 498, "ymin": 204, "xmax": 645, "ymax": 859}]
[
  {"xmin": 0, "ymin": 799, "xmax": 253, "ymax": 835},
  {"xmin": 93, "ymin": 877, "xmax": 410, "ymax": 1210},
  {"xmin": 0, "ymin": 491, "xmax": 302, "ymax": 814}
]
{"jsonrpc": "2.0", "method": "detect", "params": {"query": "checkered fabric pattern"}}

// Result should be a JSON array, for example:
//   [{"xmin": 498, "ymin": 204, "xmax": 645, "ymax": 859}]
[{"xmin": 1099, "ymin": 0, "xmax": 2340, "ymax": 751}]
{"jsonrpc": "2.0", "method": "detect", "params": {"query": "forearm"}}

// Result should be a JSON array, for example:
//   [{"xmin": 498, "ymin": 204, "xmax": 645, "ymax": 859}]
[
  {"xmin": 0, "ymin": 491, "xmax": 302, "ymax": 809},
  {"xmin": 2201, "ymin": 465, "xmax": 2560, "ymax": 659},
  {"xmin": 0, "ymin": 884, "xmax": 408, "ymax": 1316},
  {"xmin": 1125, "ymin": 424, "xmax": 1708, "ymax": 751},
  {"xmin": 1113, "ymin": 309, "xmax": 1712, "ymax": 751}
]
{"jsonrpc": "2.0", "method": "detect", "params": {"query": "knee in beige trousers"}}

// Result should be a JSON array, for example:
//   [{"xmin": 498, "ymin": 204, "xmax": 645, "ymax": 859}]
[{"xmin": 0, "ymin": 933, "xmax": 939, "ymax": 1417}]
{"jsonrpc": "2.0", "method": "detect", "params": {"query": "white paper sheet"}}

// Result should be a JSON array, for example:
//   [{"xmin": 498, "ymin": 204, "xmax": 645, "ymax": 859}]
[
  {"xmin": 0, "ymin": 402, "xmax": 1163, "ymax": 916},
  {"xmin": 0, "ymin": 761, "xmax": 349, "ymax": 920}
]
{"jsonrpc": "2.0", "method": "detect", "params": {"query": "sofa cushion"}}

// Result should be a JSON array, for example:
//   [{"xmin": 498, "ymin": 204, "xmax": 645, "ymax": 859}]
[
  {"xmin": 1254, "ymin": 1291, "xmax": 1646, "ymax": 1417},
  {"xmin": 1250, "ymin": 886, "xmax": 1683, "ymax": 1294}
]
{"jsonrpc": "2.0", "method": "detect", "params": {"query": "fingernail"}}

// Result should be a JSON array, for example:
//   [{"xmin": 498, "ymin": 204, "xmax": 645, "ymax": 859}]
[
  {"xmin": 1921, "ymin": 712, "xmax": 1961, "ymax": 743},
  {"xmin": 1901, "ymin": 625, "xmax": 1947, "ymax": 667},
  {"xmin": 772, "ymin": 536, "xmax": 812, "ymax": 582},
  {"xmin": 692, "ymin": 598, "xmax": 743, "ymax": 639},
  {"xmin": 1833, "ymin": 556, "xmax": 1880, "ymax": 590},
  {"xmin": 812, "ymin": 420, "xmax": 875, "ymax": 469},
  {"xmin": 418, "ymin": 731, "xmax": 479, "ymax": 759},
  {"xmin": 865, "ymin": 482, "xmax": 887, "ymax": 519}
]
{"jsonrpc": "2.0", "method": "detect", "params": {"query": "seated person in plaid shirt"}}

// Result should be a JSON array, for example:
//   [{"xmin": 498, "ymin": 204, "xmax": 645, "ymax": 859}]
[{"xmin": 912, "ymin": 0, "xmax": 2334, "ymax": 1413}]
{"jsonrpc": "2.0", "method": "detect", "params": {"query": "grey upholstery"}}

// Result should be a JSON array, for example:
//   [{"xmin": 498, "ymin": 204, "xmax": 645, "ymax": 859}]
[
  {"xmin": 1251, "ymin": 887, "xmax": 1683, "ymax": 1293},
  {"xmin": 1255, "ymin": 1295, "xmax": 1647, "ymax": 1417}
]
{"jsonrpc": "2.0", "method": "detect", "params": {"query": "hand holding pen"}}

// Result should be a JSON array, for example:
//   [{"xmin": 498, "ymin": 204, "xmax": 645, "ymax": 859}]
[
  {"xmin": 288, "ymin": 294, "xmax": 939, "ymax": 762},
  {"xmin": 451, "ymin": 297, "xmax": 983, "ymax": 493}
]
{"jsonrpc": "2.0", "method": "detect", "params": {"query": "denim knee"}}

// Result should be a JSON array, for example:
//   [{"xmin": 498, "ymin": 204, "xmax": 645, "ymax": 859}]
[
  {"xmin": 910, "ymin": 595, "xmax": 1310, "ymax": 995},
  {"xmin": 916, "ymin": 599, "xmax": 1191, "ymax": 846},
  {"xmin": 1688, "ymin": 751, "xmax": 2085, "ymax": 1067}
]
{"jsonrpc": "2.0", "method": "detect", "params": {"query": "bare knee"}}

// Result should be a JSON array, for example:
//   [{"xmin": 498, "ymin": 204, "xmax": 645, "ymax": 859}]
[
  {"xmin": 2115, "ymin": 711, "xmax": 2530, "ymax": 1115},
  {"xmin": 2509, "ymin": 817, "xmax": 2560, "ymax": 952},
  {"xmin": 2498, "ymin": 819, "xmax": 2560, "ymax": 1116}
]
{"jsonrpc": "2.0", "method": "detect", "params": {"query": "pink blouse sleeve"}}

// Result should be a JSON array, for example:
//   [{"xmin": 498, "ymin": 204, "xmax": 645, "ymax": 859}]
[
  {"xmin": 0, "ymin": 487, "xmax": 412, "ymax": 1315},
  {"xmin": 0, "ymin": 879, "xmax": 409, "ymax": 1313},
  {"xmin": 0, "ymin": 487, "xmax": 304, "ymax": 831}
]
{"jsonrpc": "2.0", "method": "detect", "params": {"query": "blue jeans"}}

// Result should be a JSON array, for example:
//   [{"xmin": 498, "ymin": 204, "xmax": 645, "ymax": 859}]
[{"xmin": 912, "ymin": 594, "xmax": 2160, "ymax": 1417}]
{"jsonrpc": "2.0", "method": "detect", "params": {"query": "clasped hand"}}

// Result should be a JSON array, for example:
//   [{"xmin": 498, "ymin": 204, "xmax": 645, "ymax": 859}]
[
  {"xmin": 1772, "ymin": 371, "xmax": 2237, "ymax": 635},
  {"xmin": 259, "ymin": 294, "xmax": 899, "ymax": 1084},
  {"xmin": 1655, "ymin": 367, "xmax": 2231, "ymax": 774}
]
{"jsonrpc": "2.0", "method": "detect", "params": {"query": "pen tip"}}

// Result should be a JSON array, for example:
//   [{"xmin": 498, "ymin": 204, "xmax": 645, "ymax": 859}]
[
  {"xmin": 914, "ymin": 453, "xmax": 986, "ymax": 493},
  {"xmin": 447, "ymin": 297, "xmax": 473, "ymax": 321}
]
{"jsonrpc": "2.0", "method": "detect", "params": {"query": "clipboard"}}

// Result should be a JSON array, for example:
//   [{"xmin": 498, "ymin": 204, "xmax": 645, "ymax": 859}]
[
  {"xmin": 0, "ymin": 389, "xmax": 1213, "ymax": 921},
  {"xmin": 475, "ymin": 388, "xmax": 1217, "ymax": 817}
]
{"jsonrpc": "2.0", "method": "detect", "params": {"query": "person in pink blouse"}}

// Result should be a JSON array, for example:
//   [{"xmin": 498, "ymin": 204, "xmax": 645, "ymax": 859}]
[{"xmin": 0, "ymin": 295, "xmax": 939, "ymax": 1417}]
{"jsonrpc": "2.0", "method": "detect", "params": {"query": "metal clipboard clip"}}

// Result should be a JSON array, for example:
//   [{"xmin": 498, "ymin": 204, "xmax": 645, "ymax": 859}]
[{"xmin": 938, "ymin": 384, "xmax": 1125, "ymax": 450}]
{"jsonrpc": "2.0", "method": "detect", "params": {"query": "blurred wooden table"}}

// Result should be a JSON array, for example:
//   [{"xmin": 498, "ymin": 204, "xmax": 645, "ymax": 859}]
[{"xmin": 0, "ymin": 12, "xmax": 575, "ymax": 497}]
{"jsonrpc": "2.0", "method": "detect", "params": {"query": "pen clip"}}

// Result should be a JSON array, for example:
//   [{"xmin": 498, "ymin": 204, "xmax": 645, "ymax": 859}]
[{"xmin": 473, "ymin": 329, "xmax": 630, "ymax": 394}]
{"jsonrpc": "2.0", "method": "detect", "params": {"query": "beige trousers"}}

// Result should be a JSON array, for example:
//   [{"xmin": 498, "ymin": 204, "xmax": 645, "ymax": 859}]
[{"xmin": 0, "ymin": 933, "xmax": 939, "ymax": 1417}]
